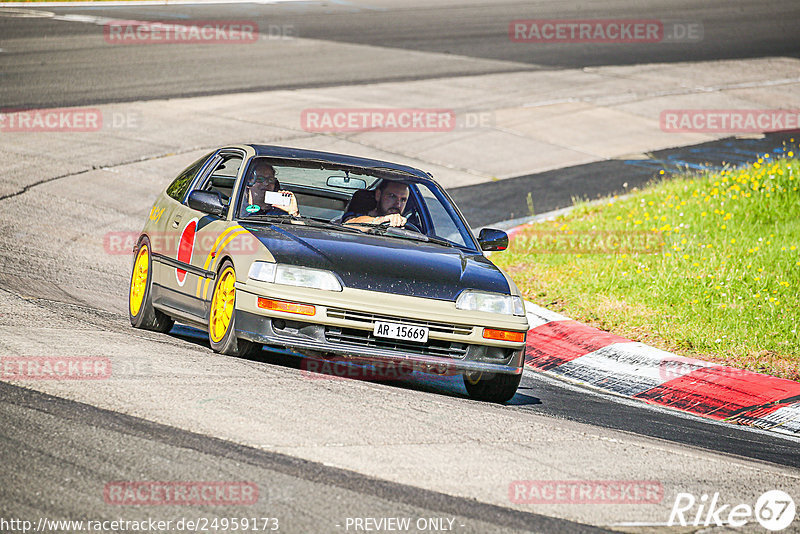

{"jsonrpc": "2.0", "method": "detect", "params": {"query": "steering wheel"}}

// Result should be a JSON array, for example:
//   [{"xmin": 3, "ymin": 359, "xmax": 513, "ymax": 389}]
[
  {"xmin": 373, "ymin": 219, "xmax": 423, "ymax": 233},
  {"xmin": 403, "ymin": 221, "xmax": 423, "ymax": 233}
]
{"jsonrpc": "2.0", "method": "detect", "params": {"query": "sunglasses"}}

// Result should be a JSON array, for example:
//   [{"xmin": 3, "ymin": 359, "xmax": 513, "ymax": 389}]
[{"xmin": 252, "ymin": 174, "xmax": 277, "ymax": 184}]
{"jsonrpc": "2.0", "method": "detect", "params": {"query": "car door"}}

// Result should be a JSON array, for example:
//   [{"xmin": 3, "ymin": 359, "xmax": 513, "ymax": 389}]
[
  {"xmin": 149, "ymin": 151, "xmax": 216, "ymax": 318},
  {"xmin": 174, "ymin": 150, "xmax": 247, "ymax": 321},
  {"xmin": 151, "ymin": 150, "xmax": 241, "ymax": 320}
]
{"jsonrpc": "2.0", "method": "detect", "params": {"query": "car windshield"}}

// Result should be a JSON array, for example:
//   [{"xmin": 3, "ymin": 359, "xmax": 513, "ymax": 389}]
[{"xmin": 234, "ymin": 158, "xmax": 477, "ymax": 251}]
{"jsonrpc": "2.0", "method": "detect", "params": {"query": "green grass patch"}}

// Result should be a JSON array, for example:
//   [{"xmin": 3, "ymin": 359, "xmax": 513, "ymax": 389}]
[{"xmin": 495, "ymin": 142, "xmax": 800, "ymax": 381}]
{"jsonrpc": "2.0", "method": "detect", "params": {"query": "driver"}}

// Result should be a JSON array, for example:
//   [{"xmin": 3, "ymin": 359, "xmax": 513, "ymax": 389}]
[
  {"xmin": 343, "ymin": 180, "xmax": 409, "ymax": 227},
  {"xmin": 241, "ymin": 160, "xmax": 299, "ymax": 217}
]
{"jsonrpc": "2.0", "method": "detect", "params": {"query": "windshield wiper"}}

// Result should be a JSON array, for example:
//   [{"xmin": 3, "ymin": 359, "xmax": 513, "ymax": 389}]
[
  {"xmin": 422, "ymin": 234, "xmax": 455, "ymax": 248},
  {"xmin": 358, "ymin": 224, "xmax": 454, "ymax": 247},
  {"xmin": 240, "ymin": 213, "xmax": 295, "ymax": 224},
  {"xmin": 294, "ymin": 218, "xmax": 365, "ymax": 235},
  {"xmin": 242, "ymin": 214, "xmax": 369, "ymax": 235}
]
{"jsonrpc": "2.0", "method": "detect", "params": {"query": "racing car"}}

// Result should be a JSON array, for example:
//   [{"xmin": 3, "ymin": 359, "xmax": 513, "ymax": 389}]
[{"xmin": 129, "ymin": 145, "xmax": 528, "ymax": 402}]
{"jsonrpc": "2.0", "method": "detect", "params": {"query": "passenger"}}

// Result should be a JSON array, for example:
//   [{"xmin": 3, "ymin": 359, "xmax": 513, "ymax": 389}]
[
  {"xmin": 241, "ymin": 160, "xmax": 298, "ymax": 217},
  {"xmin": 343, "ymin": 180, "xmax": 409, "ymax": 227}
]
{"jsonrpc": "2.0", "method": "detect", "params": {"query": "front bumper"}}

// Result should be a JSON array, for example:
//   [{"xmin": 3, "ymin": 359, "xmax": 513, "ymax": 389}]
[
  {"xmin": 235, "ymin": 311, "xmax": 526, "ymax": 378},
  {"xmin": 234, "ymin": 283, "xmax": 527, "ymax": 375}
]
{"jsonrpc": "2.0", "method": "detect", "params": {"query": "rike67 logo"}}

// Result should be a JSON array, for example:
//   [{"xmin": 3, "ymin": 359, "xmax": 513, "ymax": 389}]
[{"xmin": 668, "ymin": 490, "xmax": 796, "ymax": 531}]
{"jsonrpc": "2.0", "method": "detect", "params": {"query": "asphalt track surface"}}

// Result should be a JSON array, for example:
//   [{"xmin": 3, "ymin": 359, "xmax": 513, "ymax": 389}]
[
  {"xmin": 2, "ymin": 1, "xmax": 800, "ymax": 532},
  {"xmin": 1, "ymin": 381, "xmax": 605, "ymax": 534},
  {"xmin": 0, "ymin": 0, "xmax": 799, "ymax": 108},
  {"xmin": 133, "ymin": 325, "xmax": 800, "ymax": 470}
]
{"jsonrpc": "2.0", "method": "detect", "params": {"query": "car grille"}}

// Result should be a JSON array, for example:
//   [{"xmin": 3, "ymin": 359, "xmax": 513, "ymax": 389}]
[
  {"xmin": 325, "ymin": 307, "xmax": 472, "ymax": 336},
  {"xmin": 324, "ymin": 327, "xmax": 469, "ymax": 359}
]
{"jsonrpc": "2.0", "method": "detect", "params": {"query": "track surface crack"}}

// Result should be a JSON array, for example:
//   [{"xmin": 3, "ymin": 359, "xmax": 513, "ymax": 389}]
[{"xmin": 0, "ymin": 147, "xmax": 211, "ymax": 202}]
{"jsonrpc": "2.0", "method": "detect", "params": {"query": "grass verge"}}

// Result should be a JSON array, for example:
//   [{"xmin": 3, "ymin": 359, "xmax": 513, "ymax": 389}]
[{"xmin": 495, "ymin": 141, "xmax": 800, "ymax": 381}]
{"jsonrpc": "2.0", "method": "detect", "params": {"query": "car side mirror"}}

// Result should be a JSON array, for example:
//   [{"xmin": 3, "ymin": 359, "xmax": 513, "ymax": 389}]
[
  {"xmin": 187, "ymin": 190, "xmax": 227, "ymax": 217},
  {"xmin": 478, "ymin": 228, "xmax": 508, "ymax": 251}
]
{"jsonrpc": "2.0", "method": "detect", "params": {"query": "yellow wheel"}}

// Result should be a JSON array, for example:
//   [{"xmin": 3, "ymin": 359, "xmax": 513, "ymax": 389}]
[
  {"xmin": 129, "ymin": 237, "xmax": 174, "ymax": 332},
  {"xmin": 208, "ymin": 260, "xmax": 260, "ymax": 357},
  {"xmin": 129, "ymin": 244, "xmax": 149, "ymax": 317},
  {"xmin": 210, "ymin": 265, "xmax": 236, "ymax": 343}
]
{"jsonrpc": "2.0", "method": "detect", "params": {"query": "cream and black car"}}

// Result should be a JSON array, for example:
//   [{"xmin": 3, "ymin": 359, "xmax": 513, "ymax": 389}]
[{"xmin": 129, "ymin": 145, "xmax": 528, "ymax": 402}]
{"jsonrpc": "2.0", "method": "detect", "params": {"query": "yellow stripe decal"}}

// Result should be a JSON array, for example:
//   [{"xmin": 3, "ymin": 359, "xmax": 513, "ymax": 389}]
[
  {"xmin": 202, "ymin": 230, "xmax": 249, "ymax": 300},
  {"xmin": 195, "ymin": 225, "xmax": 245, "ymax": 297}
]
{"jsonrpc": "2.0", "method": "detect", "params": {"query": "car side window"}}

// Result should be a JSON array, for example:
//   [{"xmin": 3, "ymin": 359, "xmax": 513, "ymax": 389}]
[
  {"xmin": 417, "ymin": 184, "xmax": 471, "ymax": 248},
  {"xmin": 196, "ymin": 154, "xmax": 243, "ymax": 203},
  {"xmin": 166, "ymin": 153, "xmax": 212, "ymax": 201}
]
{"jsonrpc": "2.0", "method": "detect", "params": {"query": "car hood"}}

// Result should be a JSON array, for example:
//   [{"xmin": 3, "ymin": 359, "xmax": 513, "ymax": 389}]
[{"xmin": 244, "ymin": 224, "xmax": 510, "ymax": 300}]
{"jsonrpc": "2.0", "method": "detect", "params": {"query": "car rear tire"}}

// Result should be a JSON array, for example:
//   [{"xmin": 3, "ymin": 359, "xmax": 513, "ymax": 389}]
[
  {"xmin": 463, "ymin": 371, "xmax": 521, "ymax": 403},
  {"xmin": 129, "ymin": 237, "xmax": 174, "ymax": 333},
  {"xmin": 208, "ymin": 260, "xmax": 261, "ymax": 357}
]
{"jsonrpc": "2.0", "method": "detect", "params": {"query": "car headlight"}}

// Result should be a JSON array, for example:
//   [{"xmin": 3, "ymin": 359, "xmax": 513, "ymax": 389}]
[
  {"xmin": 455, "ymin": 290, "xmax": 525, "ymax": 316},
  {"xmin": 248, "ymin": 262, "xmax": 342, "ymax": 292}
]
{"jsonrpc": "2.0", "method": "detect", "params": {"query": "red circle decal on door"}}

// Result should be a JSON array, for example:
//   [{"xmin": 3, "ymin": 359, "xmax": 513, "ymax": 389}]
[{"xmin": 176, "ymin": 219, "xmax": 197, "ymax": 286}]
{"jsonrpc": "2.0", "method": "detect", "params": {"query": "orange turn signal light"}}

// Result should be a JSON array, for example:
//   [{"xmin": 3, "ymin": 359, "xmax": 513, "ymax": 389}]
[
  {"xmin": 482, "ymin": 328, "xmax": 526, "ymax": 343},
  {"xmin": 258, "ymin": 298, "xmax": 315, "ymax": 316}
]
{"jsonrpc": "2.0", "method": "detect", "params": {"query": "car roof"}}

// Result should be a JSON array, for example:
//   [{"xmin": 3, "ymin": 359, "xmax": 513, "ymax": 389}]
[{"xmin": 246, "ymin": 144, "xmax": 433, "ymax": 181}]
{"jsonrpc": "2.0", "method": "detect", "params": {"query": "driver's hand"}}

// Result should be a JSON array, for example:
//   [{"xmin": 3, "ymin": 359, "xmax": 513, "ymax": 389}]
[
  {"xmin": 276, "ymin": 191, "xmax": 299, "ymax": 217},
  {"xmin": 375, "ymin": 214, "xmax": 406, "ymax": 227}
]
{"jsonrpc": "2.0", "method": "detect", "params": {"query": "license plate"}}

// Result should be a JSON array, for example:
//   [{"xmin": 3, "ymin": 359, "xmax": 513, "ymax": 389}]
[{"xmin": 373, "ymin": 321, "xmax": 429, "ymax": 343}]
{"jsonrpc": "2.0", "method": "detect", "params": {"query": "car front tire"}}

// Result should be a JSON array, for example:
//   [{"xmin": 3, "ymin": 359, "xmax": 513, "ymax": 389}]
[
  {"xmin": 129, "ymin": 237, "xmax": 174, "ymax": 333},
  {"xmin": 208, "ymin": 260, "xmax": 260, "ymax": 357},
  {"xmin": 463, "ymin": 371, "xmax": 522, "ymax": 403}
]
